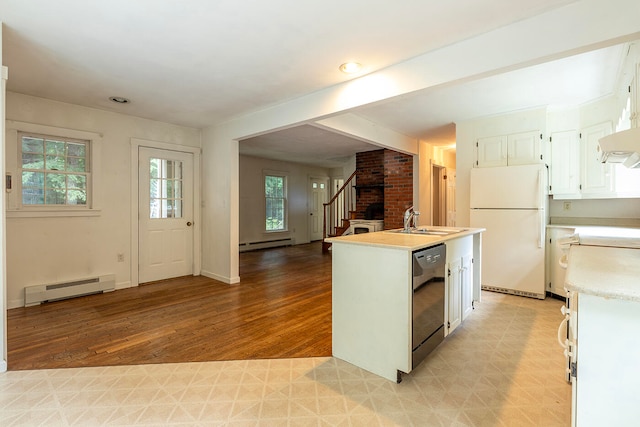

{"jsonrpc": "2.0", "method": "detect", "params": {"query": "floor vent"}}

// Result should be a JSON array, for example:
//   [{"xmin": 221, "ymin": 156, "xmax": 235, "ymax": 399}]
[
  {"xmin": 24, "ymin": 274, "xmax": 116, "ymax": 307},
  {"xmin": 239, "ymin": 238, "xmax": 294, "ymax": 252},
  {"xmin": 481, "ymin": 285, "xmax": 545, "ymax": 300}
]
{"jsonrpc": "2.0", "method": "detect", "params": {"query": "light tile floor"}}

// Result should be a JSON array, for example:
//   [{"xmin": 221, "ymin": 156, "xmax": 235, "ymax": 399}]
[{"xmin": 0, "ymin": 291, "xmax": 570, "ymax": 426}]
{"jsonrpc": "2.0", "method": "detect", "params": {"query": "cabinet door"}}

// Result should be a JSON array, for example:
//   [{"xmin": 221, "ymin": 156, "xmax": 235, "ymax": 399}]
[
  {"xmin": 547, "ymin": 227, "xmax": 575, "ymax": 296},
  {"xmin": 581, "ymin": 122, "xmax": 614, "ymax": 197},
  {"xmin": 476, "ymin": 136, "xmax": 507, "ymax": 167},
  {"xmin": 631, "ymin": 63, "xmax": 639, "ymax": 129},
  {"xmin": 446, "ymin": 259, "xmax": 462, "ymax": 335},
  {"xmin": 507, "ymin": 130, "xmax": 542, "ymax": 165},
  {"xmin": 461, "ymin": 254, "xmax": 473, "ymax": 321},
  {"xmin": 550, "ymin": 130, "xmax": 580, "ymax": 198}
]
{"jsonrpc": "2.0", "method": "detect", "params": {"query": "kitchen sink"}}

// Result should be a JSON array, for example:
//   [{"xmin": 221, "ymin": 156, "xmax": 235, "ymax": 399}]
[{"xmin": 389, "ymin": 227, "xmax": 468, "ymax": 236}]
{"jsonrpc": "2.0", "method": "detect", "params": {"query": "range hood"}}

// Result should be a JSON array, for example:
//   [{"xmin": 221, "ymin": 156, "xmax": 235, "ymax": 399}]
[{"xmin": 597, "ymin": 127, "xmax": 640, "ymax": 168}]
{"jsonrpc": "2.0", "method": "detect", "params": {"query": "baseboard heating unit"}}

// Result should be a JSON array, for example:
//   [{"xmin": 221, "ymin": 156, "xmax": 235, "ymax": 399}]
[
  {"xmin": 239, "ymin": 238, "xmax": 293, "ymax": 252},
  {"xmin": 481, "ymin": 285, "xmax": 544, "ymax": 300},
  {"xmin": 24, "ymin": 274, "xmax": 116, "ymax": 307}
]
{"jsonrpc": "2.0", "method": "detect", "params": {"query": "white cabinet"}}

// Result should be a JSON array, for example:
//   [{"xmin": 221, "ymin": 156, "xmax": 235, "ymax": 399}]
[
  {"xmin": 476, "ymin": 135, "xmax": 507, "ymax": 167},
  {"xmin": 580, "ymin": 122, "xmax": 614, "ymax": 197},
  {"xmin": 631, "ymin": 63, "xmax": 639, "ymax": 129},
  {"xmin": 445, "ymin": 235, "xmax": 473, "ymax": 335},
  {"xmin": 461, "ymin": 255, "xmax": 473, "ymax": 320},
  {"xmin": 507, "ymin": 131, "xmax": 543, "ymax": 165},
  {"xmin": 546, "ymin": 226, "xmax": 575, "ymax": 296},
  {"xmin": 572, "ymin": 293, "xmax": 640, "ymax": 426},
  {"xmin": 550, "ymin": 130, "xmax": 580, "ymax": 197},
  {"xmin": 550, "ymin": 122, "xmax": 615, "ymax": 199},
  {"xmin": 446, "ymin": 258, "xmax": 462, "ymax": 334},
  {"xmin": 476, "ymin": 130, "xmax": 542, "ymax": 167}
]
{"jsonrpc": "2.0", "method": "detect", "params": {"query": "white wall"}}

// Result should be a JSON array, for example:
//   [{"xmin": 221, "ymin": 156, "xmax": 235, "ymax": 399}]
[
  {"xmin": 239, "ymin": 155, "xmax": 332, "ymax": 245},
  {"xmin": 5, "ymin": 93, "xmax": 201, "ymax": 308}
]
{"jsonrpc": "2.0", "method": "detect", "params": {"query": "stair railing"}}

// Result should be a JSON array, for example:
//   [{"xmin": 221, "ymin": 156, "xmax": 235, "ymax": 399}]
[{"xmin": 323, "ymin": 171, "xmax": 357, "ymax": 242}]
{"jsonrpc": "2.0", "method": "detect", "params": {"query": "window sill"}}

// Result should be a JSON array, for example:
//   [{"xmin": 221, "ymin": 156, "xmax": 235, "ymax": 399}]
[{"xmin": 7, "ymin": 208, "xmax": 102, "ymax": 218}]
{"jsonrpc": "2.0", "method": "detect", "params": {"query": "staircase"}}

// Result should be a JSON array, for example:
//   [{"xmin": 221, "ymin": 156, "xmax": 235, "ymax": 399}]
[{"xmin": 322, "ymin": 171, "xmax": 357, "ymax": 253}]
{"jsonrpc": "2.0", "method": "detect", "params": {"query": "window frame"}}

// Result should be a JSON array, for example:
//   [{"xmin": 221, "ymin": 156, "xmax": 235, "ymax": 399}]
[
  {"xmin": 264, "ymin": 172, "xmax": 288, "ymax": 232},
  {"xmin": 6, "ymin": 121, "xmax": 102, "ymax": 218},
  {"xmin": 19, "ymin": 131, "xmax": 92, "ymax": 208}
]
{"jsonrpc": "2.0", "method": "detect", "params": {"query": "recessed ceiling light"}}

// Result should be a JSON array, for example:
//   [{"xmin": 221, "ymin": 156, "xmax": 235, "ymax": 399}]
[
  {"xmin": 109, "ymin": 96, "xmax": 130, "ymax": 104},
  {"xmin": 339, "ymin": 62, "xmax": 362, "ymax": 74}
]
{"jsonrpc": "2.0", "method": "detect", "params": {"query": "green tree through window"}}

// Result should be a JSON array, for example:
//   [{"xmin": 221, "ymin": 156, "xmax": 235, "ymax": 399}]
[
  {"xmin": 20, "ymin": 133, "xmax": 89, "ymax": 206},
  {"xmin": 265, "ymin": 175, "xmax": 286, "ymax": 231}
]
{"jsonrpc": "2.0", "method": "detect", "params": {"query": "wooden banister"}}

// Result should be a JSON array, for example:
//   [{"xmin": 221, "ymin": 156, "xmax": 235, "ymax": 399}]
[{"xmin": 322, "ymin": 171, "xmax": 357, "ymax": 251}]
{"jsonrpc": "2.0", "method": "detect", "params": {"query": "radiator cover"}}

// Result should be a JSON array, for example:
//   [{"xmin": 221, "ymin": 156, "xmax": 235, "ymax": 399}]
[{"xmin": 24, "ymin": 274, "xmax": 116, "ymax": 306}]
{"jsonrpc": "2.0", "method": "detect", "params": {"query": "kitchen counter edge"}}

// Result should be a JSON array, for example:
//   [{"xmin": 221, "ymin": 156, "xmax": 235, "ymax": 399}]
[
  {"xmin": 325, "ymin": 227, "xmax": 484, "ymax": 252},
  {"xmin": 564, "ymin": 244, "xmax": 640, "ymax": 303}
]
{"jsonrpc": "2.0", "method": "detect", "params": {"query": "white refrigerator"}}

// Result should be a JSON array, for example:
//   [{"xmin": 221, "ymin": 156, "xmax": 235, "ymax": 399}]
[{"xmin": 469, "ymin": 164, "xmax": 548, "ymax": 299}]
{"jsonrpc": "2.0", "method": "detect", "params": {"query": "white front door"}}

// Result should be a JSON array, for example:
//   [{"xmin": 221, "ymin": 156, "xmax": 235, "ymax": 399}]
[
  {"xmin": 139, "ymin": 147, "xmax": 194, "ymax": 283},
  {"xmin": 308, "ymin": 177, "xmax": 327, "ymax": 241}
]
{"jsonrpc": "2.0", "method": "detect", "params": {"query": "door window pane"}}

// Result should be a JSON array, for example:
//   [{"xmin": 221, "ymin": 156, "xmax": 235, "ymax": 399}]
[{"xmin": 149, "ymin": 157, "xmax": 183, "ymax": 219}]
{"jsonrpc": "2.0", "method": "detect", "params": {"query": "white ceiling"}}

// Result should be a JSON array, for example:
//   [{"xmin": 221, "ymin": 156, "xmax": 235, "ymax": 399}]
[{"xmin": 0, "ymin": 0, "xmax": 634, "ymax": 167}]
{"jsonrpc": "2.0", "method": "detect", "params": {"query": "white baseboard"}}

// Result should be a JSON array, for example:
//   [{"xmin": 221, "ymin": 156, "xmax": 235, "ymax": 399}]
[
  {"xmin": 8, "ymin": 298, "xmax": 22, "ymax": 309},
  {"xmin": 0, "ymin": 359, "xmax": 6, "ymax": 373},
  {"xmin": 201, "ymin": 270, "xmax": 240, "ymax": 284},
  {"xmin": 115, "ymin": 281, "xmax": 133, "ymax": 290}
]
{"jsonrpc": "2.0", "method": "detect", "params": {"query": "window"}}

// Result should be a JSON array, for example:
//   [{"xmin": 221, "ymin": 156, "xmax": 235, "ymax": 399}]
[
  {"xmin": 265, "ymin": 174, "xmax": 286, "ymax": 231},
  {"xmin": 19, "ymin": 132, "xmax": 90, "ymax": 206},
  {"xmin": 149, "ymin": 157, "xmax": 183, "ymax": 218}
]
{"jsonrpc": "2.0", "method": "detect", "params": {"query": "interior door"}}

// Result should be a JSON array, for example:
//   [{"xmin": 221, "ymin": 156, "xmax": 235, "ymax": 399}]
[
  {"xmin": 446, "ymin": 168, "xmax": 456, "ymax": 226},
  {"xmin": 139, "ymin": 147, "xmax": 194, "ymax": 283},
  {"xmin": 309, "ymin": 177, "xmax": 327, "ymax": 241}
]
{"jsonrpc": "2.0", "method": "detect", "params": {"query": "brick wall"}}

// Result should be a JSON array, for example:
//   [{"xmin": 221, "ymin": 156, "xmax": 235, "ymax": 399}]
[
  {"xmin": 355, "ymin": 150, "xmax": 384, "ymax": 219},
  {"xmin": 383, "ymin": 150, "xmax": 413, "ymax": 229},
  {"xmin": 355, "ymin": 149, "xmax": 413, "ymax": 229}
]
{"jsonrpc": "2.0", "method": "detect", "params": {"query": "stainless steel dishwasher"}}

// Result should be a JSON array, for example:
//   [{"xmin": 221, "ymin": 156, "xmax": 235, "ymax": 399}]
[{"xmin": 412, "ymin": 243, "xmax": 446, "ymax": 369}]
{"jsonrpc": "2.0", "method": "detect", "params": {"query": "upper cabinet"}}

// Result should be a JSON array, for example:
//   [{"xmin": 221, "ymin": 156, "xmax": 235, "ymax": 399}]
[
  {"xmin": 550, "ymin": 121, "xmax": 640, "ymax": 199},
  {"xmin": 476, "ymin": 130, "xmax": 543, "ymax": 167},
  {"xmin": 550, "ymin": 130, "xmax": 580, "ymax": 197},
  {"xmin": 550, "ymin": 122, "xmax": 613, "ymax": 199},
  {"xmin": 630, "ymin": 62, "xmax": 639, "ymax": 129},
  {"xmin": 580, "ymin": 122, "xmax": 614, "ymax": 197}
]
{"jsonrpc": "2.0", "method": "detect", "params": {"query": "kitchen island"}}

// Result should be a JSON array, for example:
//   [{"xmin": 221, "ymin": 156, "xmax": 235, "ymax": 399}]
[
  {"xmin": 326, "ymin": 227, "xmax": 484, "ymax": 382},
  {"xmin": 564, "ymin": 244, "xmax": 640, "ymax": 427}
]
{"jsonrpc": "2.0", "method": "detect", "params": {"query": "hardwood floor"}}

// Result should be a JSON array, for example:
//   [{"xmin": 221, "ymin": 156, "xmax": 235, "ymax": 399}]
[{"xmin": 7, "ymin": 242, "xmax": 332, "ymax": 370}]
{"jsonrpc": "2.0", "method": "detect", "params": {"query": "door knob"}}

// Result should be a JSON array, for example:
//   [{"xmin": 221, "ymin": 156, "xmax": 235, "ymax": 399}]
[{"xmin": 187, "ymin": 221, "xmax": 192, "ymax": 226}]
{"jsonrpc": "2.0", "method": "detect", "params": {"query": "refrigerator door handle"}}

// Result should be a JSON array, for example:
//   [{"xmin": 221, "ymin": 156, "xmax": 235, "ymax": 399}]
[
  {"xmin": 537, "ymin": 168, "xmax": 543, "ymax": 208},
  {"xmin": 538, "ymin": 209, "xmax": 544, "ymax": 248}
]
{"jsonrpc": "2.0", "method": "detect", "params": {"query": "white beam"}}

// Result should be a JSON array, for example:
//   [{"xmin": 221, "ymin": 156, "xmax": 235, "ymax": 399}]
[{"xmin": 314, "ymin": 114, "xmax": 418, "ymax": 155}]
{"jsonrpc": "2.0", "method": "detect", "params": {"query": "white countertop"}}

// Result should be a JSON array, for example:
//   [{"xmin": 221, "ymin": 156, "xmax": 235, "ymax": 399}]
[
  {"xmin": 565, "ymin": 245, "xmax": 640, "ymax": 302},
  {"xmin": 326, "ymin": 227, "xmax": 484, "ymax": 251}
]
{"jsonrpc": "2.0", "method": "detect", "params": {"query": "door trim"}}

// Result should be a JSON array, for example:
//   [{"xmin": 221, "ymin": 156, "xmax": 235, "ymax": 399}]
[
  {"xmin": 308, "ymin": 175, "xmax": 329, "ymax": 242},
  {"xmin": 130, "ymin": 138, "xmax": 201, "ymax": 287}
]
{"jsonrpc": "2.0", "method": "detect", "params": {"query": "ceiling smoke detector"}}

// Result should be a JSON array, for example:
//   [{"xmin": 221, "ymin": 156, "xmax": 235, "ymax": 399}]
[{"xmin": 109, "ymin": 96, "xmax": 130, "ymax": 104}]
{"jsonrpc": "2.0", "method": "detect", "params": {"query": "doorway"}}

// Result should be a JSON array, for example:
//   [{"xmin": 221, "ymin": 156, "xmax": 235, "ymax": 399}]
[
  {"xmin": 308, "ymin": 177, "xmax": 328, "ymax": 241},
  {"xmin": 432, "ymin": 165, "xmax": 447, "ymax": 226}
]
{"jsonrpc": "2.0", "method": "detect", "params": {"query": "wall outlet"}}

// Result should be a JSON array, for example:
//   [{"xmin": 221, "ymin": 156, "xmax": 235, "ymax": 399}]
[
  {"xmin": 117, "ymin": 253, "xmax": 125, "ymax": 262},
  {"xmin": 563, "ymin": 201, "xmax": 571, "ymax": 211}
]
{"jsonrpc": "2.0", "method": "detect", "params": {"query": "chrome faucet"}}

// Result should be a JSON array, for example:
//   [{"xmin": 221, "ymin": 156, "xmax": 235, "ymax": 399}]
[{"xmin": 403, "ymin": 206, "xmax": 420, "ymax": 231}]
